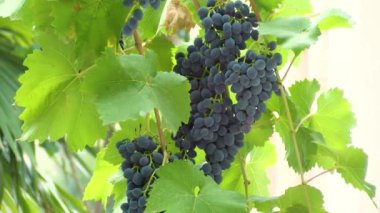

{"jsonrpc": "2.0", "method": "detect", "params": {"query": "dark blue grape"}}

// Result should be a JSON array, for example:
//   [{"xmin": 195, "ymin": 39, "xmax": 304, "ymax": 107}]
[
  {"xmin": 133, "ymin": 9, "xmax": 143, "ymax": 21},
  {"xmin": 198, "ymin": 7, "xmax": 208, "ymax": 19},
  {"xmin": 123, "ymin": 0, "xmax": 134, "ymax": 7},
  {"xmin": 139, "ymin": 156, "xmax": 149, "ymax": 166},
  {"xmin": 141, "ymin": 165, "xmax": 153, "ymax": 178},
  {"xmin": 203, "ymin": 17, "xmax": 213, "ymax": 29},
  {"xmin": 138, "ymin": 197, "xmax": 146, "ymax": 207}
]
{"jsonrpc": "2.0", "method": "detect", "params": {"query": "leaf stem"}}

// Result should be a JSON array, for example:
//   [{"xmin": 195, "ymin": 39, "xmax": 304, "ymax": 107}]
[
  {"xmin": 249, "ymin": 0, "xmax": 262, "ymax": 21},
  {"xmin": 133, "ymin": 31, "xmax": 145, "ymax": 55},
  {"xmin": 281, "ymin": 55, "xmax": 297, "ymax": 82},
  {"xmin": 237, "ymin": 151, "xmax": 250, "ymax": 200},
  {"xmin": 275, "ymin": 71, "xmax": 313, "ymax": 213},
  {"xmin": 295, "ymin": 114, "xmax": 312, "ymax": 132},
  {"xmin": 305, "ymin": 168, "xmax": 336, "ymax": 184},
  {"xmin": 143, "ymin": 169, "xmax": 157, "ymax": 196},
  {"xmin": 154, "ymin": 108, "xmax": 169, "ymax": 164}
]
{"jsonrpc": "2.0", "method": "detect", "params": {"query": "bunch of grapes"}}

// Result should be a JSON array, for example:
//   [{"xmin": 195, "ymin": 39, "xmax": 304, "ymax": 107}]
[
  {"xmin": 117, "ymin": 136, "xmax": 164, "ymax": 213},
  {"xmin": 121, "ymin": 0, "xmax": 161, "ymax": 36},
  {"xmin": 226, "ymin": 47, "xmax": 282, "ymax": 132},
  {"xmin": 173, "ymin": 0, "xmax": 282, "ymax": 183}
]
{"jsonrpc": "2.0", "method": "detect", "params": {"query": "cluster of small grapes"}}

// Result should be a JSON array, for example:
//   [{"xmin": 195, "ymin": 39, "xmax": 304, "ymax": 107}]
[
  {"xmin": 197, "ymin": 0, "xmax": 259, "ymax": 70},
  {"xmin": 173, "ymin": 0, "xmax": 282, "ymax": 183},
  {"xmin": 121, "ymin": 0, "xmax": 160, "ymax": 36},
  {"xmin": 227, "ymin": 48, "xmax": 282, "ymax": 132},
  {"xmin": 117, "ymin": 136, "xmax": 164, "ymax": 213},
  {"xmin": 172, "ymin": 72, "xmax": 244, "ymax": 182}
]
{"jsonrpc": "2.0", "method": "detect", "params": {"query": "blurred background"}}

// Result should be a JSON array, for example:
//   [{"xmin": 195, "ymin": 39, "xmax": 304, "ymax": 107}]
[
  {"xmin": 1, "ymin": 0, "xmax": 379, "ymax": 212},
  {"xmin": 269, "ymin": 0, "xmax": 380, "ymax": 212}
]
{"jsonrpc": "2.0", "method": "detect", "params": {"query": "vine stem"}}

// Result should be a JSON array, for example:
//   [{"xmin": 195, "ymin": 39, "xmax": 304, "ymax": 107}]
[
  {"xmin": 133, "ymin": 31, "xmax": 145, "ymax": 55},
  {"xmin": 249, "ymin": 0, "xmax": 262, "ymax": 21},
  {"xmin": 133, "ymin": 30, "xmax": 169, "ymax": 163},
  {"xmin": 275, "ymin": 71, "xmax": 313, "ymax": 213},
  {"xmin": 154, "ymin": 108, "xmax": 169, "ymax": 164},
  {"xmin": 305, "ymin": 168, "xmax": 336, "ymax": 184},
  {"xmin": 281, "ymin": 55, "xmax": 297, "ymax": 82},
  {"xmin": 63, "ymin": 144, "xmax": 91, "ymax": 211},
  {"xmin": 237, "ymin": 151, "xmax": 249, "ymax": 201}
]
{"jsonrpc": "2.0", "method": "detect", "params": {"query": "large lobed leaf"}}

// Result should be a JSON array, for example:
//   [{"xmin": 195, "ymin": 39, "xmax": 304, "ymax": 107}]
[
  {"xmin": 51, "ymin": 0, "xmax": 128, "ymax": 59},
  {"xmin": 252, "ymin": 185, "xmax": 327, "ymax": 213},
  {"xmin": 82, "ymin": 50, "xmax": 191, "ymax": 132},
  {"xmin": 310, "ymin": 89, "xmax": 356, "ymax": 148},
  {"xmin": 221, "ymin": 142, "xmax": 277, "ymax": 197},
  {"xmin": 15, "ymin": 34, "xmax": 107, "ymax": 150},
  {"xmin": 146, "ymin": 161, "xmax": 246, "ymax": 213}
]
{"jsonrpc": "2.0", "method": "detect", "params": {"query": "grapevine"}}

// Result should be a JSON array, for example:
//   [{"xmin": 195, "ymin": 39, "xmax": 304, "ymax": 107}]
[
  {"xmin": 173, "ymin": 0, "xmax": 282, "ymax": 183},
  {"xmin": 7, "ymin": 0, "xmax": 375, "ymax": 212}
]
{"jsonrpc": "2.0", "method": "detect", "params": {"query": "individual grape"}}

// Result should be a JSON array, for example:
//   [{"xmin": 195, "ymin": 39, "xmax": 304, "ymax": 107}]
[
  {"xmin": 232, "ymin": 22, "xmax": 242, "ymax": 33},
  {"xmin": 255, "ymin": 59, "xmax": 266, "ymax": 70},
  {"xmin": 123, "ymin": 0, "xmax": 134, "ymax": 7},
  {"xmin": 198, "ymin": 7, "xmax": 209, "ymax": 19},
  {"xmin": 141, "ymin": 165, "xmax": 153, "ymax": 178},
  {"xmin": 202, "ymin": 17, "xmax": 213, "ymax": 29},
  {"xmin": 138, "ymin": 197, "xmax": 146, "ymax": 207},
  {"xmin": 153, "ymin": 152, "xmax": 163, "ymax": 164},
  {"xmin": 202, "ymin": 163, "xmax": 212, "ymax": 174},
  {"xmin": 130, "ymin": 200, "xmax": 139, "ymax": 210},
  {"xmin": 268, "ymin": 41, "xmax": 276, "ymax": 51},
  {"xmin": 132, "ymin": 188, "xmax": 143, "ymax": 198},
  {"xmin": 122, "ymin": 24, "xmax": 133, "ymax": 36},
  {"xmin": 139, "ymin": 156, "xmax": 149, "ymax": 166},
  {"xmin": 150, "ymin": 0, "xmax": 160, "ymax": 9},
  {"xmin": 133, "ymin": 9, "xmax": 143, "ymax": 21},
  {"xmin": 206, "ymin": 0, "xmax": 216, "ymax": 6},
  {"xmin": 124, "ymin": 168, "xmax": 135, "ymax": 179},
  {"xmin": 132, "ymin": 172, "xmax": 143, "ymax": 185}
]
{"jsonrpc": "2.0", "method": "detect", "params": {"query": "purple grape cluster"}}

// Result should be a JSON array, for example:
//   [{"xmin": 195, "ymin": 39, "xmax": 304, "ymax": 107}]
[
  {"xmin": 173, "ymin": 0, "xmax": 282, "ymax": 183},
  {"xmin": 121, "ymin": 0, "xmax": 161, "ymax": 36},
  {"xmin": 117, "ymin": 136, "xmax": 163, "ymax": 213}
]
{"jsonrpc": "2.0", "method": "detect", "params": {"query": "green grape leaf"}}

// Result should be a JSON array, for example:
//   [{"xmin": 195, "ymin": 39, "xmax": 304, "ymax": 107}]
[
  {"xmin": 255, "ymin": 0, "xmax": 282, "ymax": 12},
  {"xmin": 273, "ymin": 0, "xmax": 312, "ymax": 18},
  {"xmin": 259, "ymin": 17, "xmax": 321, "ymax": 55},
  {"xmin": 83, "ymin": 50, "xmax": 191, "ymax": 132},
  {"xmin": 252, "ymin": 185, "xmax": 326, "ymax": 213},
  {"xmin": 103, "ymin": 117, "xmax": 148, "ymax": 165},
  {"xmin": 15, "ymin": 34, "xmax": 107, "ymax": 150},
  {"xmin": 336, "ymin": 147, "xmax": 376, "ymax": 198},
  {"xmin": 267, "ymin": 95, "xmax": 317, "ymax": 172},
  {"xmin": 13, "ymin": 0, "xmax": 53, "ymax": 30},
  {"xmin": 221, "ymin": 142, "xmax": 277, "ymax": 196},
  {"xmin": 288, "ymin": 79, "xmax": 320, "ymax": 119},
  {"xmin": 103, "ymin": 116, "xmax": 179, "ymax": 165},
  {"xmin": 146, "ymin": 35, "xmax": 175, "ymax": 71},
  {"xmin": 244, "ymin": 111, "xmax": 274, "ymax": 148},
  {"xmin": 310, "ymin": 89, "xmax": 356, "ymax": 148},
  {"xmin": 315, "ymin": 145, "xmax": 376, "ymax": 198},
  {"xmin": 316, "ymin": 9, "xmax": 354, "ymax": 31},
  {"xmin": 146, "ymin": 161, "xmax": 246, "ymax": 213},
  {"xmin": 51, "ymin": 0, "xmax": 127, "ymax": 59},
  {"xmin": 83, "ymin": 149, "xmax": 119, "ymax": 206},
  {"xmin": 138, "ymin": 0, "xmax": 167, "ymax": 39},
  {"xmin": 111, "ymin": 178, "xmax": 128, "ymax": 213}
]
